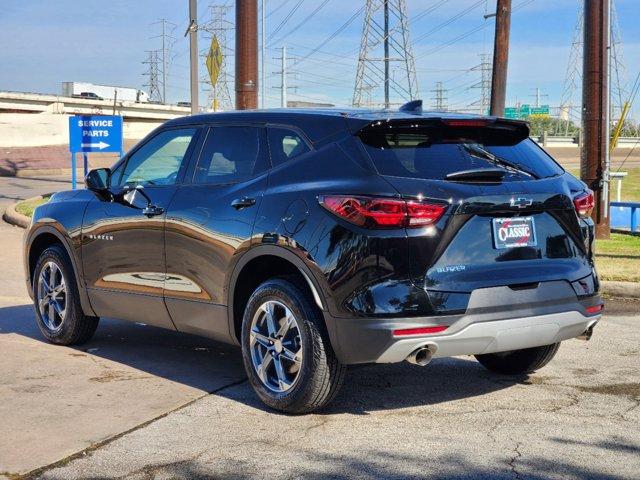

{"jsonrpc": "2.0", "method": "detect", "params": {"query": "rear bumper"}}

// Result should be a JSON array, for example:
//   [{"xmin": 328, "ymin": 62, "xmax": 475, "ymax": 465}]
[
  {"xmin": 326, "ymin": 309, "xmax": 601, "ymax": 364},
  {"xmin": 323, "ymin": 280, "xmax": 602, "ymax": 364},
  {"xmin": 376, "ymin": 311, "xmax": 600, "ymax": 363}
]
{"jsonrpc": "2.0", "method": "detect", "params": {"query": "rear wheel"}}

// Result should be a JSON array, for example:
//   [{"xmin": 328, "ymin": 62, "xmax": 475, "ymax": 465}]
[
  {"xmin": 33, "ymin": 245, "xmax": 99, "ymax": 345},
  {"xmin": 241, "ymin": 278, "xmax": 345, "ymax": 414},
  {"xmin": 475, "ymin": 343, "xmax": 560, "ymax": 375}
]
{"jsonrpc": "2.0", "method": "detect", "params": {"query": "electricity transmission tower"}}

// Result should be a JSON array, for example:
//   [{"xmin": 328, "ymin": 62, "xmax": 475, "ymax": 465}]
[
  {"xmin": 560, "ymin": 0, "xmax": 627, "ymax": 132},
  {"xmin": 431, "ymin": 82, "xmax": 447, "ymax": 111},
  {"xmin": 470, "ymin": 54, "xmax": 492, "ymax": 115},
  {"xmin": 353, "ymin": 0, "xmax": 419, "ymax": 108},
  {"xmin": 143, "ymin": 50, "xmax": 162, "ymax": 103},
  {"xmin": 200, "ymin": 4, "xmax": 234, "ymax": 111},
  {"xmin": 152, "ymin": 19, "xmax": 177, "ymax": 104}
]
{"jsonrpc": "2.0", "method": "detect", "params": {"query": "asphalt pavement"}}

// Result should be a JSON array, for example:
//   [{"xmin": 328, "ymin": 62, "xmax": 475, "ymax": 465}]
[{"xmin": 0, "ymin": 177, "xmax": 638, "ymax": 480}]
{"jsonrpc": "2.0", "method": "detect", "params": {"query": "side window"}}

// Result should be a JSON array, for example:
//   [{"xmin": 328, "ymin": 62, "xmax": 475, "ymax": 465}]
[
  {"xmin": 267, "ymin": 127, "xmax": 310, "ymax": 167},
  {"xmin": 194, "ymin": 126, "xmax": 268, "ymax": 184},
  {"xmin": 117, "ymin": 128, "xmax": 197, "ymax": 186}
]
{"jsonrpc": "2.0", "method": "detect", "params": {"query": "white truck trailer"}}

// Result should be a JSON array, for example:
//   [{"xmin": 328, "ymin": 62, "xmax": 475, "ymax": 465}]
[{"xmin": 61, "ymin": 82, "xmax": 149, "ymax": 103}]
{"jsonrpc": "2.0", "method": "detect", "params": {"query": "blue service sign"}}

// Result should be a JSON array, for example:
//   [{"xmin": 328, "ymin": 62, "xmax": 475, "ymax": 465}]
[{"xmin": 69, "ymin": 115, "xmax": 123, "ymax": 153}]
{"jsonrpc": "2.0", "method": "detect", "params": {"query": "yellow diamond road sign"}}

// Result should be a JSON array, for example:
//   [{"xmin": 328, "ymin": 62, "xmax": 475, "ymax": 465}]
[{"xmin": 206, "ymin": 36, "xmax": 223, "ymax": 87}]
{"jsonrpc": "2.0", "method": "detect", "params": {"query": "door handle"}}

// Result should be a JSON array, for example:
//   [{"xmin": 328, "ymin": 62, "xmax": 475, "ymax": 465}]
[
  {"xmin": 142, "ymin": 205, "xmax": 165, "ymax": 217},
  {"xmin": 231, "ymin": 197, "xmax": 257, "ymax": 210}
]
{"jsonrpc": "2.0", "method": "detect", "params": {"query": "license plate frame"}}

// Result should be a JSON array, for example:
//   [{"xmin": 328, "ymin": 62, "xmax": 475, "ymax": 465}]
[{"xmin": 492, "ymin": 216, "xmax": 537, "ymax": 249}]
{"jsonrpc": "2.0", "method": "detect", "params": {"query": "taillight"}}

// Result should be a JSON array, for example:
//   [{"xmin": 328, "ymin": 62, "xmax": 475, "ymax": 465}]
[
  {"xmin": 585, "ymin": 304, "xmax": 603, "ymax": 315},
  {"xmin": 393, "ymin": 326, "xmax": 448, "ymax": 336},
  {"xmin": 319, "ymin": 195, "xmax": 446, "ymax": 229},
  {"xmin": 574, "ymin": 190, "xmax": 595, "ymax": 217}
]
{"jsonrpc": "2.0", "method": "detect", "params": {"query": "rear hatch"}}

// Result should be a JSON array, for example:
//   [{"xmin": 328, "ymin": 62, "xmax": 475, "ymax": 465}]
[{"xmin": 357, "ymin": 117, "xmax": 595, "ymax": 303}]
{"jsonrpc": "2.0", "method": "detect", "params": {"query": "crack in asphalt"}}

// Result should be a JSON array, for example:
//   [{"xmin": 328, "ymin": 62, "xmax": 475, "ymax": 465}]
[
  {"xmin": 507, "ymin": 442, "xmax": 523, "ymax": 479},
  {"xmin": 24, "ymin": 377, "xmax": 249, "ymax": 480}
]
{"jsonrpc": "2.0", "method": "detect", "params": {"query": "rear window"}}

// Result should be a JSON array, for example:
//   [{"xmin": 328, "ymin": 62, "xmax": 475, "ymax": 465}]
[{"xmin": 358, "ymin": 127, "xmax": 564, "ymax": 180}]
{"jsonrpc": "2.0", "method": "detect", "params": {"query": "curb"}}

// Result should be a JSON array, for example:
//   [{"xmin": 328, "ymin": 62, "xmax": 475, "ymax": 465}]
[
  {"xmin": 601, "ymin": 281, "xmax": 640, "ymax": 299},
  {"xmin": 2, "ymin": 196, "xmax": 41, "ymax": 229}
]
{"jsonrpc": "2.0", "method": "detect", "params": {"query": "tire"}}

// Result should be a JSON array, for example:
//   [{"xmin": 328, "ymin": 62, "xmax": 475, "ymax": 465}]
[
  {"xmin": 475, "ymin": 343, "xmax": 561, "ymax": 375},
  {"xmin": 32, "ymin": 245, "xmax": 99, "ymax": 345},
  {"xmin": 240, "ymin": 277, "xmax": 346, "ymax": 414}
]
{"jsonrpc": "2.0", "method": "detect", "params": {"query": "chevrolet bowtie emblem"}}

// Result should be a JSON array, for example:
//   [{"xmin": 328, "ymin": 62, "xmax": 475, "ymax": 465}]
[{"xmin": 510, "ymin": 198, "xmax": 533, "ymax": 209}]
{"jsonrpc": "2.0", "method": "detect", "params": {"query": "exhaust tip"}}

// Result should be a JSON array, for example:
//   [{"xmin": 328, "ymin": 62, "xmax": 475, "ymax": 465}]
[
  {"xmin": 578, "ymin": 321, "xmax": 598, "ymax": 341},
  {"xmin": 406, "ymin": 347, "xmax": 433, "ymax": 367}
]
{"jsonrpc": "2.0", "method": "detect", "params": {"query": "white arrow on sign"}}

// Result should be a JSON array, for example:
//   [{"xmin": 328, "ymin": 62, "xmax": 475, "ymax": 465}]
[{"xmin": 81, "ymin": 141, "xmax": 110, "ymax": 150}]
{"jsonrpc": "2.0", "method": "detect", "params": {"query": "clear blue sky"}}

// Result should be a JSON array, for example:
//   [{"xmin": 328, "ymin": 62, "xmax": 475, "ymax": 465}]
[{"xmin": 1, "ymin": 0, "xmax": 638, "ymax": 119}]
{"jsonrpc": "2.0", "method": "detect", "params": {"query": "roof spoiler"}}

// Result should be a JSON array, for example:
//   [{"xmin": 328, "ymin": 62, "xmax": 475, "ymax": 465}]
[
  {"xmin": 358, "ymin": 116, "xmax": 531, "ymax": 146},
  {"xmin": 399, "ymin": 99, "xmax": 423, "ymax": 115}
]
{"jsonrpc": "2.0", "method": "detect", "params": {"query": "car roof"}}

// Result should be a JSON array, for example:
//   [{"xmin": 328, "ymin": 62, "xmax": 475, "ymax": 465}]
[{"xmin": 164, "ymin": 108, "xmax": 525, "ymax": 144}]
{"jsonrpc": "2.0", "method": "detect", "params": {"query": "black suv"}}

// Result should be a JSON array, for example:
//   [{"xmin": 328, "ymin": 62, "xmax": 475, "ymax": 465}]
[{"xmin": 24, "ymin": 103, "xmax": 603, "ymax": 413}]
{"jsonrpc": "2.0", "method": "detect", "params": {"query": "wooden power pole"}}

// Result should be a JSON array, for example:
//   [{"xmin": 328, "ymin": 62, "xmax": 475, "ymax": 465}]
[
  {"xmin": 235, "ymin": 0, "xmax": 258, "ymax": 110},
  {"xmin": 490, "ymin": 0, "xmax": 511, "ymax": 116},
  {"xmin": 582, "ymin": 0, "xmax": 610, "ymax": 238}
]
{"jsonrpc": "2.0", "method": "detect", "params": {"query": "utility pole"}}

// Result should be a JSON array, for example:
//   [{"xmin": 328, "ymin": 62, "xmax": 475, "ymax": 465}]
[
  {"xmin": 281, "ymin": 46, "xmax": 287, "ymax": 108},
  {"xmin": 530, "ymin": 87, "xmax": 548, "ymax": 108},
  {"xmin": 582, "ymin": 0, "xmax": 610, "ymax": 238},
  {"xmin": 188, "ymin": 0, "xmax": 199, "ymax": 114},
  {"xmin": 236, "ymin": 0, "xmax": 258, "ymax": 110},
  {"xmin": 273, "ymin": 46, "xmax": 297, "ymax": 108},
  {"xmin": 490, "ymin": 0, "xmax": 511, "ymax": 116},
  {"xmin": 383, "ymin": 0, "xmax": 390, "ymax": 109}
]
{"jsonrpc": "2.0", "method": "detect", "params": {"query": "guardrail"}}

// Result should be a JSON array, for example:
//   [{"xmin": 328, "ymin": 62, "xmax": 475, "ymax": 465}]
[
  {"xmin": 531, "ymin": 135, "xmax": 640, "ymax": 147},
  {"xmin": 610, "ymin": 202, "xmax": 639, "ymax": 233}
]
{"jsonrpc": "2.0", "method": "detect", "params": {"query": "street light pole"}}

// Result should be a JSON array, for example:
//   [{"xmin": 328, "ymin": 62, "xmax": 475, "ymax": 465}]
[
  {"xmin": 188, "ymin": 0, "xmax": 199, "ymax": 114},
  {"xmin": 490, "ymin": 0, "xmax": 511, "ymax": 116}
]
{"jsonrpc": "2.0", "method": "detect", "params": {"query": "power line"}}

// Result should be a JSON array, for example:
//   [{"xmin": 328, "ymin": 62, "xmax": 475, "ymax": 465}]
[
  {"xmin": 292, "ymin": 4, "xmax": 366, "ymax": 67},
  {"xmin": 270, "ymin": 0, "xmax": 333, "ymax": 45},
  {"xmin": 267, "ymin": 0, "xmax": 306, "ymax": 42}
]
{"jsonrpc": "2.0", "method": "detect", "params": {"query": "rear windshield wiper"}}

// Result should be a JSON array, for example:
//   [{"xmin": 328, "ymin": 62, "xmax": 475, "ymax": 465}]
[
  {"xmin": 462, "ymin": 144, "xmax": 539, "ymax": 179},
  {"xmin": 445, "ymin": 168, "xmax": 508, "ymax": 183}
]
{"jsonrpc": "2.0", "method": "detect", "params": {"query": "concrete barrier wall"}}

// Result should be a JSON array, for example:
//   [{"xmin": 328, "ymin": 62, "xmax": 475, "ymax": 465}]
[{"xmin": 0, "ymin": 113, "xmax": 163, "ymax": 147}]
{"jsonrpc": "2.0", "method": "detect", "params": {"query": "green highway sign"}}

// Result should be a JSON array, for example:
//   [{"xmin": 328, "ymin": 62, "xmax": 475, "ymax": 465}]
[
  {"xmin": 530, "ymin": 106, "xmax": 550, "ymax": 116},
  {"xmin": 503, "ymin": 104, "xmax": 550, "ymax": 119}
]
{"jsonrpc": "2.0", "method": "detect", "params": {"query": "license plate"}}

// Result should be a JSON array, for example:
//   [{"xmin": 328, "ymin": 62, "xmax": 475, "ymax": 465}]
[{"xmin": 492, "ymin": 217, "xmax": 537, "ymax": 249}]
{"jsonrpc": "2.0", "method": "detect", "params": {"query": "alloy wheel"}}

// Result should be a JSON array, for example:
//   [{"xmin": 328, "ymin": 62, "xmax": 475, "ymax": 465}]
[
  {"xmin": 249, "ymin": 300, "xmax": 303, "ymax": 393},
  {"xmin": 36, "ymin": 261, "xmax": 67, "ymax": 332}
]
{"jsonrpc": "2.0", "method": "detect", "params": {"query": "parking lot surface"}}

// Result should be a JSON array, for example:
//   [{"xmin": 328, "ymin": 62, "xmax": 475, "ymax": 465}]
[{"xmin": 0, "ymin": 207, "xmax": 638, "ymax": 479}]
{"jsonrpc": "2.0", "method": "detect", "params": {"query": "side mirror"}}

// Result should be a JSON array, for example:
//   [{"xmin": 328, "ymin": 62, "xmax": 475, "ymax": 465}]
[{"xmin": 85, "ymin": 168, "xmax": 111, "ymax": 192}]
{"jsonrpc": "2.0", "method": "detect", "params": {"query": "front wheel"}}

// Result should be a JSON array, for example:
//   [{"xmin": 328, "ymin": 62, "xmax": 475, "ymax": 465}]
[
  {"xmin": 33, "ymin": 245, "xmax": 99, "ymax": 345},
  {"xmin": 241, "ymin": 278, "xmax": 345, "ymax": 414},
  {"xmin": 475, "ymin": 343, "xmax": 561, "ymax": 375}
]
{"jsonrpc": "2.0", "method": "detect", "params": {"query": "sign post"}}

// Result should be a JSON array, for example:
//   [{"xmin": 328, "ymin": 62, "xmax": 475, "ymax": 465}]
[{"xmin": 68, "ymin": 115, "xmax": 123, "ymax": 189}]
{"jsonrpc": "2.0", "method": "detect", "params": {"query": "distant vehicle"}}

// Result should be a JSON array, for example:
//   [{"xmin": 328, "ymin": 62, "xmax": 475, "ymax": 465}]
[
  {"xmin": 72, "ymin": 92, "xmax": 103, "ymax": 101},
  {"xmin": 177, "ymin": 101, "xmax": 191, "ymax": 107},
  {"xmin": 24, "ymin": 102, "xmax": 603, "ymax": 413},
  {"xmin": 61, "ymin": 82, "xmax": 149, "ymax": 103}
]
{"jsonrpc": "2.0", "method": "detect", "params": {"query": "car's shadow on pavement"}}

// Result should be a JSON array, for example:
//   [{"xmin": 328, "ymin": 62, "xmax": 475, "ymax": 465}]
[{"xmin": 1, "ymin": 303, "xmax": 525, "ymax": 414}]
